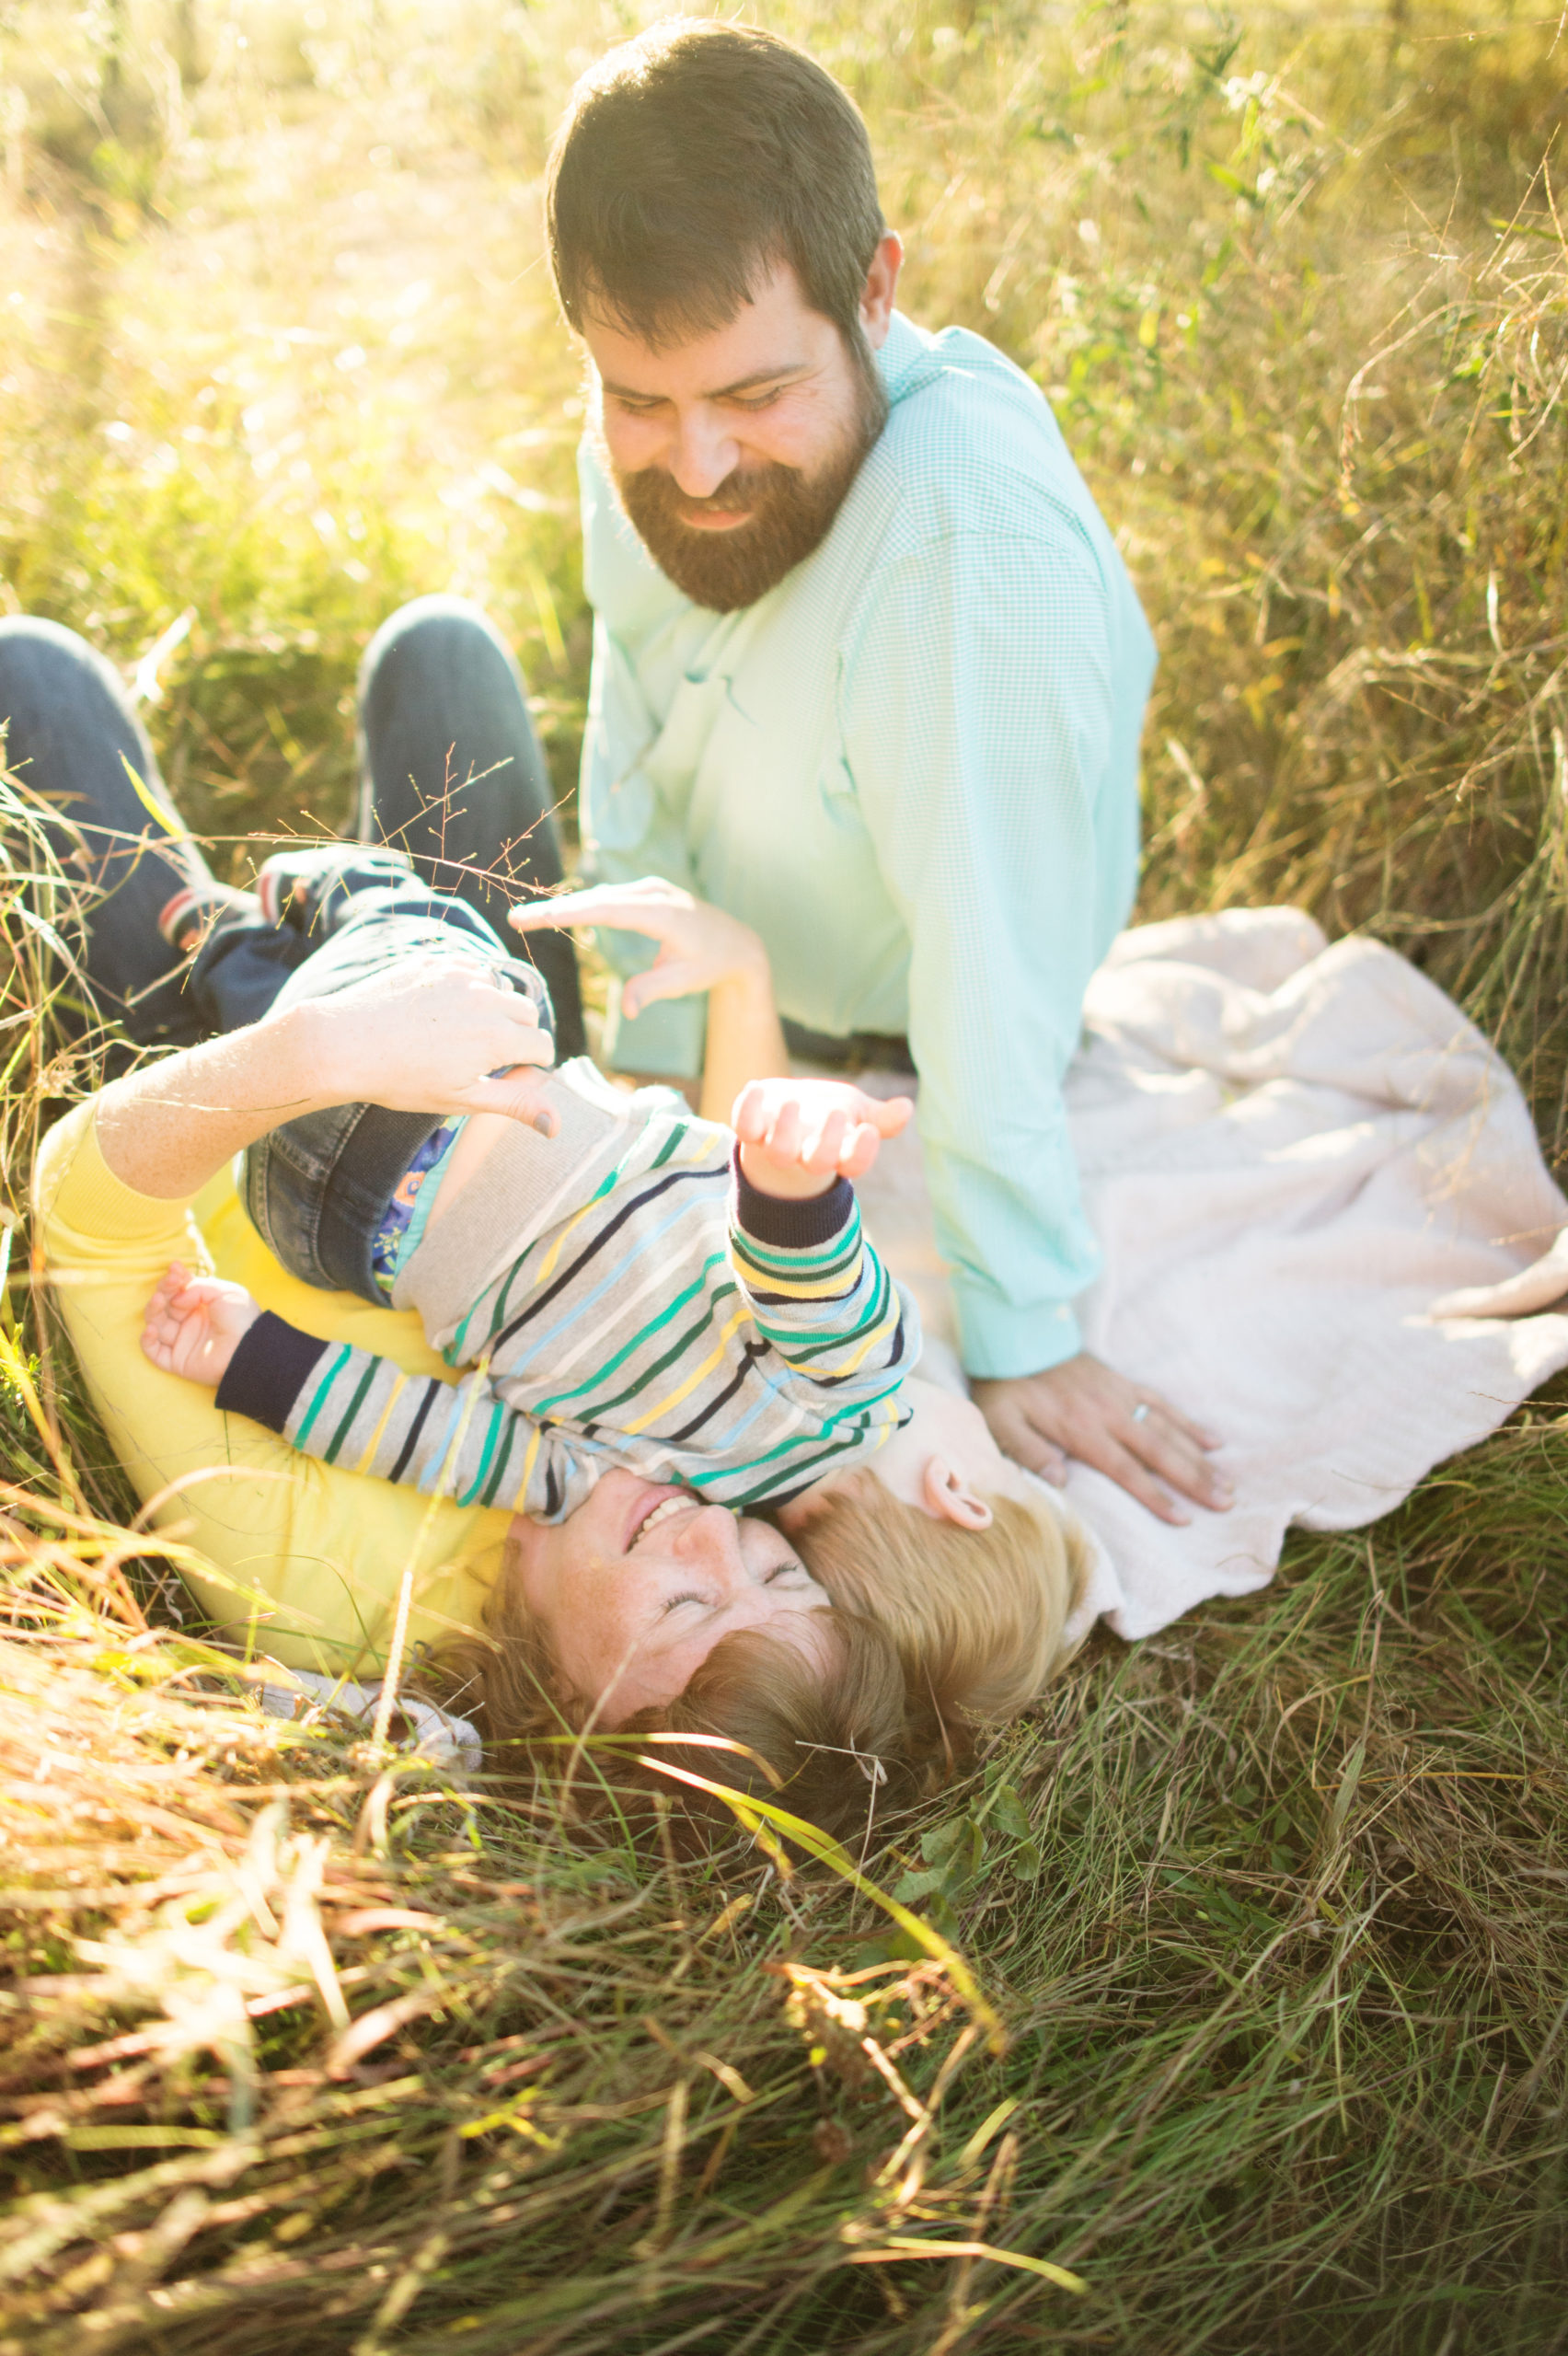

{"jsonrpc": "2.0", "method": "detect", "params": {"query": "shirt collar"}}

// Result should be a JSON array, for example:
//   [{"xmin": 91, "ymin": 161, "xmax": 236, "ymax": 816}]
[{"xmin": 875, "ymin": 310, "xmax": 939, "ymax": 410}]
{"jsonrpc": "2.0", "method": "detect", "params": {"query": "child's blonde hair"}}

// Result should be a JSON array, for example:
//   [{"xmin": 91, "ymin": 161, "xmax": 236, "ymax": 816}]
[{"xmin": 790, "ymin": 1469, "xmax": 1090, "ymax": 1719}]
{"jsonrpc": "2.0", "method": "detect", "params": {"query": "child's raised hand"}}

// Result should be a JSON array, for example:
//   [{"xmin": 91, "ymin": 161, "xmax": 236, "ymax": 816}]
[
  {"xmin": 141, "ymin": 1261, "xmax": 261, "ymax": 1390},
  {"xmin": 732, "ymin": 1079, "xmax": 914, "ymax": 1199}
]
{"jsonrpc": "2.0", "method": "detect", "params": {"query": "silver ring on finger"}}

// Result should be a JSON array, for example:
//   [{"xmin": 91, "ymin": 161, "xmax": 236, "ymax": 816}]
[{"xmin": 1130, "ymin": 1401, "xmax": 1151, "ymax": 1425}]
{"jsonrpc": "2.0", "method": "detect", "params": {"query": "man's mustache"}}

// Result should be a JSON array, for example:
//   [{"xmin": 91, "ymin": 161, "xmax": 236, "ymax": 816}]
[{"xmin": 626, "ymin": 463, "xmax": 800, "ymax": 519}]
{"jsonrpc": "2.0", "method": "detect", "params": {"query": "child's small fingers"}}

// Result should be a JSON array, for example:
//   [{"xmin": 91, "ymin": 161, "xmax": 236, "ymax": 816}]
[
  {"xmin": 764, "ymin": 1102, "xmax": 804, "ymax": 1163},
  {"xmin": 730, "ymin": 1081, "xmax": 768, "ymax": 1142},
  {"xmin": 873, "ymin": 1094, "xmax": 915, "ymax": 1135},
  {"xmin": 803, "ymin": 1110, "xmax": 849, "ymax": 1171},
  {"xmin": 837, "ymin": 1122, "xmax": 882, "ymax": 1179}
]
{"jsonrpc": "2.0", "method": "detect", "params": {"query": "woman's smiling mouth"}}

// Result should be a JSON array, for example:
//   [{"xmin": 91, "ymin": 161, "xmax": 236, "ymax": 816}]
[{"xmin": 629, "ymin": 1489, "xmax": 699, "ymax": 1546}]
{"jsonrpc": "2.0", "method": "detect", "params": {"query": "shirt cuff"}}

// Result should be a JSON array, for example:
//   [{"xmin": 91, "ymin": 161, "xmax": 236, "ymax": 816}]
[
  {"xmin": 953, "ymin": 1285, "xmax": 1082, "ymax": 1380},
  {"xmin": 33, "ymin": 1103, "xmax": 200, "ymax": 1245},
  {"xmin": 215, "ymin": 1311, "xmax": 329, "ymax": 1433},
  {"xmin": 732, "ymin": 1149, "xmax": 856, "ymax": 1249}
]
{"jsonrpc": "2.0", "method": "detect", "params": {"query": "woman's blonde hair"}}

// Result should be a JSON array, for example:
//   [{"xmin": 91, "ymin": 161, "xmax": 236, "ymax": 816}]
[
  {"xmin": 789, "ymin": 1470, "xmax": 1091, "ymax": 1718},
  {"xmin": 430, "ymin": 1577, "xmax": 953, "ymax": 1845},
  {"xmin": 429, "ymin": 1475, "xmax": 1089, "ymax": 1842}
]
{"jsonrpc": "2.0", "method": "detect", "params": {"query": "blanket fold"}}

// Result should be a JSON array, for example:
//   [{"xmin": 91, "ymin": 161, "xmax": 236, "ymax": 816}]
[{"xmin": 849, "ymin": 908, "xmax": 1568, "ymax": 1642}]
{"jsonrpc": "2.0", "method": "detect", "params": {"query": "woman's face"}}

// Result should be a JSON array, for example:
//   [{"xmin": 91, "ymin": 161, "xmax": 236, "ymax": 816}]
[{"xmin": 508, "ymin": 1471, "xmax": 835, "ymax": 1727}]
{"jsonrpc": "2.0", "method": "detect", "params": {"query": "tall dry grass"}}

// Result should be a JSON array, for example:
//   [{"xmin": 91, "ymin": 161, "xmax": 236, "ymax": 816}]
[{"xmin": 4, "ymin": 2, "xmax": 1568, "ymax": 2349}]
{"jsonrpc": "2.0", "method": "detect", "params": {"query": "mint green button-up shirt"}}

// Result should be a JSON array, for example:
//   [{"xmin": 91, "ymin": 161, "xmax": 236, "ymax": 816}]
[{"xmin": 577, "ymin": 310, "xmax": 1157, "ymax": 1379}]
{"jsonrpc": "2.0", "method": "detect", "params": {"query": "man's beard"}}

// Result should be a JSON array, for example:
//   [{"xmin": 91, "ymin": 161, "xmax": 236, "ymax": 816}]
[{"xmin": 603, "ymin": 336, "xmax": 889, "ymax": 614}]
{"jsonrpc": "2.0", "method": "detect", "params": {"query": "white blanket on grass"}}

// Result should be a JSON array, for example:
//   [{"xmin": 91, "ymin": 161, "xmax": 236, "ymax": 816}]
[{"xmin": 847, "ymin": 907, "xmax": 1568, "ymax": 1644}]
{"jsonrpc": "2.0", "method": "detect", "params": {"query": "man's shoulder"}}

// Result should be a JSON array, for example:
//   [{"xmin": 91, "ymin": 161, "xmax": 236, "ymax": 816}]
[{"xmin": 867, "ymin": 315, "xmax": 1107, "ymax": 565}]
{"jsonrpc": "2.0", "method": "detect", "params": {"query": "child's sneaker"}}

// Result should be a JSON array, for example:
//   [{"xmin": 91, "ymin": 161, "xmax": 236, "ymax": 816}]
[
  {"xmin": 254, "ymin": 845, "xmax": 417, "ymax": 935},
  {"xmin": 156, "ymin": 881, "xmax": 256, "ymax": 956}
]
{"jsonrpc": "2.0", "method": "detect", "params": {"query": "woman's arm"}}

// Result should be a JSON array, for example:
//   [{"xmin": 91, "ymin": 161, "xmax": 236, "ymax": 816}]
[
  {"xmin": 31, "ymin": 1106, "xmax": 513, "ymax": 1679},
  {"xmin": 96, "ymin": 999, "xmax": 338, "ymax": 1200},
  {"xmin": 96, "ymin": 953, "xmax": 559, "ymax": 1200},
  {"xmin": 510, "ymin": 880, "xmax": 789, "ymax": 1123}
]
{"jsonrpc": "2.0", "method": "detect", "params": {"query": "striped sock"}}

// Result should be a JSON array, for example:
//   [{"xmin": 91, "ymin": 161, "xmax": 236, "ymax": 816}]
[{"xmin": 156, "ymin": 882, "xmax": 252, "ymax": 953}]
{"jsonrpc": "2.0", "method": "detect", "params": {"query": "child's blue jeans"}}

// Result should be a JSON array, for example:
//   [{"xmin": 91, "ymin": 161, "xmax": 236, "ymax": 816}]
[{"xmin": 231, "ymin": 841, "xmax": 553, "ymax": 1306}]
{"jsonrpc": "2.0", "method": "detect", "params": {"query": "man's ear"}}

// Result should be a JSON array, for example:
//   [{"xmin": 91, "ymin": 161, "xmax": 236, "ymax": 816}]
[
  {"xmin": 859, "ymin": 232, "xmax": 904, "ymax": 348},
  {"xmin": 922, "ymin": 1455, "xmax": 993, "ymax": 1530}
]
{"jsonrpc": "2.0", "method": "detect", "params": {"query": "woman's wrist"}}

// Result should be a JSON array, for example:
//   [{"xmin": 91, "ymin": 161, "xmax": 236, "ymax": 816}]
[
  {"xmin": 288, "ymin": 995, "xmax": 358, "ymax": 1106},
  {"xmin": 700, "ymin": 966, "xmax": 790, "ymax": 1126}
]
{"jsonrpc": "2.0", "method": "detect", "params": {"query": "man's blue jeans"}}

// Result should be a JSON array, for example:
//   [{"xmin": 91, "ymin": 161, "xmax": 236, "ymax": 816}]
[{"xmin": 0, "ymin": 595, "xmax": 584, "ymax": 1053}]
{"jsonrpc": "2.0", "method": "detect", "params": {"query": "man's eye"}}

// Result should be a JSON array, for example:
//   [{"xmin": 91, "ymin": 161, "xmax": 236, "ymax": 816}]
[{"xmin": 731, "ymin": 389, "xmax": 783, "ymax": 411}]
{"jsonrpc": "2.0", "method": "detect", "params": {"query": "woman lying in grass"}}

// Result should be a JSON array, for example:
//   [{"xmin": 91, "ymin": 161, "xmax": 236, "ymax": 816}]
[
  {"xmin": 15, "ymin": 609, "xmax": 1083, "ymax": 1834},
  {"xmin": 126, "ymin": 839, "xmax": 1084, "ymax": 1819}
]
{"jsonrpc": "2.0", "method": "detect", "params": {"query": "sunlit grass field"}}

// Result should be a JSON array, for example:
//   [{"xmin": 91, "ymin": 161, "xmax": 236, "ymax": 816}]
[{"xmin": 3, "ymin": 3, "xmax": 1568, "ymax": 2349}]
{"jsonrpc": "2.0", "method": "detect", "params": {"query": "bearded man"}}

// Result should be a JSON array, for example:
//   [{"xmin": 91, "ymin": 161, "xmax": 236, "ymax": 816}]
[
  {"xmin": 11, "ymin": 17, "xmax": 1221, "ymax": 1528},
  {"xmin": 531, "ymin": 17, "xmax": 1230, "ymax": 1527}
]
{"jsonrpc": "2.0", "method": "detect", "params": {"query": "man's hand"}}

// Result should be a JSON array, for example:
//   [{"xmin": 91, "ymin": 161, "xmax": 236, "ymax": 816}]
[
  {"xmin": 732, "ymin": 1078, "xmax": 914, "ymax": 1200},
  {"xmin": 972, "ymin": 1355, "xmax": 1232, "ymax": 1527},
  {"xmin": 142, "ymin": 1261, "xmax": 260, "ymax": 1390}
]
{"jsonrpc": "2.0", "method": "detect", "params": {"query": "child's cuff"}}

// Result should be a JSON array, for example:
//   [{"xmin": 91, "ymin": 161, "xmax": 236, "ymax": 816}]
[
  {"xmin": 215, "ymin": 1311, "xmax": 329, "ymax": 1434},
  {"xmin": 731, "ymin": 1147, "xmax": 855, "ymax": 1249}
]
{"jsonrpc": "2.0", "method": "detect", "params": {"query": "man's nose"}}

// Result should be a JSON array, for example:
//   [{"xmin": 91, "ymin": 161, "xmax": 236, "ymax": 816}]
[{"xmin": 668, "ymin": 410, "xmax": 740, "ymax": 502}]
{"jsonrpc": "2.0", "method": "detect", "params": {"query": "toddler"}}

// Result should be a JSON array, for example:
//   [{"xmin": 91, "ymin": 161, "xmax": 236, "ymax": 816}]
[{"xmin": 142, "ymin": 844, "xmax": 1084, "ymax": 1713}]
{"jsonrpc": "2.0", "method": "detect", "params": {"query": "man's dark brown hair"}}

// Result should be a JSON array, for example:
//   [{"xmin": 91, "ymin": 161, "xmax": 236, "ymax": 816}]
[{"xmin": 546, "ymin": 20, "xmax": 886, "ymax": 350}]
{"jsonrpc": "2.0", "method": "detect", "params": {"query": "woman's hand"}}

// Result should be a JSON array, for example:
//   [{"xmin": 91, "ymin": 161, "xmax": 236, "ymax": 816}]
[
  {"xmin": 307, "ymin": 953, "xmax": 559, "ymax": 1131},
  {"xmin": 97, "ymin": 955, "xmax": 559, "ymax": 1205},
  {"xmin": 142, "ymin": 1261, "xmax": 259, "ymax": 1389},
  {"xmin": 510, "ymin": 878, "xmax": 767, "ymax": 1021},
  {"xmin": 512, "ymin": 877, "xmax": 790, "ymax": 1121}
]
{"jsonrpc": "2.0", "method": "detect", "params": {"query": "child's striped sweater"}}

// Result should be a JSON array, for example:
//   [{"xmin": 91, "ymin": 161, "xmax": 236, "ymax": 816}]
[{"xmin": 215, "ymin": 1057, "xmax": 918, "ymax": 1520}]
